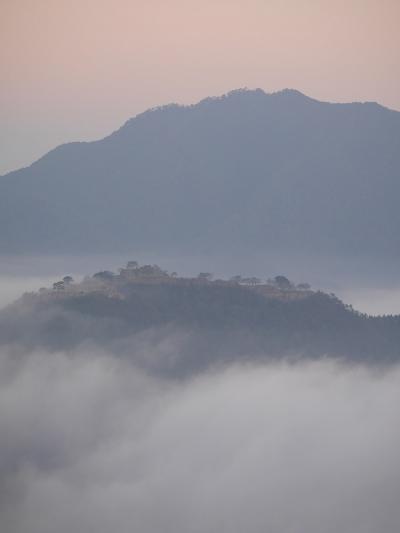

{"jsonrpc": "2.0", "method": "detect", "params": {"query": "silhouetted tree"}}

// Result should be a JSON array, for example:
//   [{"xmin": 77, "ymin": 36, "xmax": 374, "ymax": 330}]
[{"xmin": 274, "ymin": 275, "xmax": 292, "ymax": 290}]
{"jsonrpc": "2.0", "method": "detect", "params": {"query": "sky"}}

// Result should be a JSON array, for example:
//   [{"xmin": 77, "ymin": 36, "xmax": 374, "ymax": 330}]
[{"xmin": 1, "ymin": 0, "xmax": 399, "ymax": 175}]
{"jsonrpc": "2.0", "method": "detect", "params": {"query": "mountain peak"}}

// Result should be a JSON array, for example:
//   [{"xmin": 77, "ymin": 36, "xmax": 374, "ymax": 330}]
[
  {"xmin": 272, "ymin": 88, "xmax": 307, "ymax": 97},
  {"xmin": 2, "ymin": 87, "xmax": 400, "ymax": 270}
]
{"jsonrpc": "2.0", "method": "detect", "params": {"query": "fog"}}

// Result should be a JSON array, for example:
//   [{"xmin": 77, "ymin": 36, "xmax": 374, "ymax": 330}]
[
  {"xmin": 1, "ymin": 256, "xmax": 400, "ymax": 531},
  {"xmin": 335, "ymin": 287, "xmax": 400, "ymax": 316},
  {"xmin": 0, "ymin": 276, "xmax": 59, "ymax": 309},
  {"xmin": 0, "ymin": 255, "xmax": 123, "ymax": 309},
  {"xmin": 1, "ymin": 342, "xmax": 400, "ymax": 533}
]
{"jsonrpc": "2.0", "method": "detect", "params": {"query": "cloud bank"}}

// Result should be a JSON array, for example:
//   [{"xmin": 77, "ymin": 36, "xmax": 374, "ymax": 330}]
[{"xmin": 1, "ymin": 344, "xmax": 400, "ymax": 533}]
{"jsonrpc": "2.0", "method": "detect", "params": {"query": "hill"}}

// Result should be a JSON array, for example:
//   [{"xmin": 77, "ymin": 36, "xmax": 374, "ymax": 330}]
[
  {"xmin": 1, "ymin": 89, "xmax": 400, "ymax": 271},
  {"xmin": 2, "ymin": 262, "xmax": 399, "ymax": 374}
]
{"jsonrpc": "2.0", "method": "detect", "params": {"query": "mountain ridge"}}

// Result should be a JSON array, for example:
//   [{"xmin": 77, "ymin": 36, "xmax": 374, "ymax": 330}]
[
  {"xmin": 1, "ymin": 88, "xmax": 400, "ymax": 271},
  {"xmin": 4, "ymin": 87, "xmax": 396, "ymax": 177}
]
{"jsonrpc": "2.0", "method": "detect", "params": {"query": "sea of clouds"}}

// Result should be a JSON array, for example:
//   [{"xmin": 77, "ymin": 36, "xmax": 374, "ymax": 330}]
[{"xmin": 1, "ymin": 342, "xmax": 400, "ymax": 533}]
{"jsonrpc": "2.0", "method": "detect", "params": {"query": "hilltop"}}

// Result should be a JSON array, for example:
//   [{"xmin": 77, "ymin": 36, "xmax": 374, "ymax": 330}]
[
  {"xmin": 1, "ymin": 261, "xmax": 399, "ymax": 374},
  {"xmin": 38, "ymin": 260, "xmax": 313, "ymax": 302}
]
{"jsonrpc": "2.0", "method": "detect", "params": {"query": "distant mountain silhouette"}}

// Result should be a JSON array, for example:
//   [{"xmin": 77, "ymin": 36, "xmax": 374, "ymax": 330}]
[{"xmin": 1, "ymin": 88, "xmax": 400, "ymax": 262}]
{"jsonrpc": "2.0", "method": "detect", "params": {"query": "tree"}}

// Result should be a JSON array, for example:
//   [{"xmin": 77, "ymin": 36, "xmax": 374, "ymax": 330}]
[
  {"xmin": 63, "ymin": 276, "xmax": 74, "ymax": 285},
  {"xmin": 274, "ymin": 275, "xmax": 292, "ymax": 290},
  {"xmin": 53, "ymin": 281, "xmax": 65, "ymax": 290}
]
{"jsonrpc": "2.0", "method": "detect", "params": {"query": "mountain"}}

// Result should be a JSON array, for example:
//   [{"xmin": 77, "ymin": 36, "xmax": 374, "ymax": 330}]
[
  {"xmin": 2, "ymin": 264, "xmax": 399, "ymax": 375},
  {"xmin": 1, "ymin": 88, "xmax": 400, "ymax": 265}
]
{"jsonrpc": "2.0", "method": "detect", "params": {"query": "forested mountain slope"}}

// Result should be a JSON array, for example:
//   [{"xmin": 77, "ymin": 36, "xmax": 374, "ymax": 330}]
[
  {"xmin": 2, "ymin": 265, "xmax": 399, "ymax": 374},
  {"xmin": 1, "ymin": 89, "xmax": 399, "ymax": 263}
]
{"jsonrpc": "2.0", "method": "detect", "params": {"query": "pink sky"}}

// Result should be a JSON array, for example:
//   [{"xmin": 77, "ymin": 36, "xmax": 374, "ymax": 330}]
[{"xmin": 1, "ymin": 0, "xmax": 399, "ymax": 174}]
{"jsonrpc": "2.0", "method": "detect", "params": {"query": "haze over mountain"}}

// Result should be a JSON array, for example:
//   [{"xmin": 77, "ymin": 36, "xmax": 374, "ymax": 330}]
[
  {"xmin": 2, "ymin": 262, "xmax": 400, "ymax": 375},
  {"xmin": 3, "ymin": 260, "xmax": 400, "ymax": 533},
  {"xmin": 1, "ymin": 88, "xmax": 399, "ymax": 269},
  {"xmin": 4, "ymin": 1, "xmax": 400, "ymax": 530}
]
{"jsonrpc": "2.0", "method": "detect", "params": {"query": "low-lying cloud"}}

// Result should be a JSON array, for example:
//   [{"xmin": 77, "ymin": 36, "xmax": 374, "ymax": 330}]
[{"xmin": 1, "ymin": 345, "xmax": 400, "ymax": 533}]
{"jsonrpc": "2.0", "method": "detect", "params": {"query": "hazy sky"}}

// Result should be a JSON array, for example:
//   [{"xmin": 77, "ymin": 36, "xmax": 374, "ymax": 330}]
[{"xmin": 1, "ymin": 0, "xmax": 399, "ymax": 174}]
